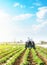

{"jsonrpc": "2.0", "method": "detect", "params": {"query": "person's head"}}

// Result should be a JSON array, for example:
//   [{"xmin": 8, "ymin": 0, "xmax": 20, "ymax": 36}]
[{"xmin": 27, "ymin": 37, "xmax": 32, "ymax": 41}]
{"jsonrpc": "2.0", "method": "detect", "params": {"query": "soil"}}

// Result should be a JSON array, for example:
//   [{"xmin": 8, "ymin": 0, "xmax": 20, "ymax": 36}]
[
  {"xmin": 13, "ymin": 49, "xmax": 26, "ymax": 65},
  {"xmin": 35, "ymin": 50, "xmax": 47, "ymax": 65},
  {"xmin": 1, "ymin": 49, "xmax": 47, "ymax": 65},
  {"xmin": 27, "ymin": 49, "xmax": 36, "ymax": 65},
  {"xmin": 13, "ymin": 49, "xmax": 36, "ymax": 65},
  {"xmin": 0, "ymin": 49, "xmax": 17, "ymax": 59}
]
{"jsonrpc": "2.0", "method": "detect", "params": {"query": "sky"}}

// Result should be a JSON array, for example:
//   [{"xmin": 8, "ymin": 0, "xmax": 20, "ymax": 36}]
[{"xmin": 0, "ymin": 0, "xmax": 47, "ymax": 42}]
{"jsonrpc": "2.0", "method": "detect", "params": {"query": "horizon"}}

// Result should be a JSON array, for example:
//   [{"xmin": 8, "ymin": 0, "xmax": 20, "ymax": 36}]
[{"xmin": 0, "ymin": 0, "xmax": 47, "ymax": 42}]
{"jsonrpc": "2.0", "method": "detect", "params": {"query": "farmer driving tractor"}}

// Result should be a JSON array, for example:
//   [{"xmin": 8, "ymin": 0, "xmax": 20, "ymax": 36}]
[{"xmin": 25, "ymin": 38, "xmax": 36, "ymax": 49}]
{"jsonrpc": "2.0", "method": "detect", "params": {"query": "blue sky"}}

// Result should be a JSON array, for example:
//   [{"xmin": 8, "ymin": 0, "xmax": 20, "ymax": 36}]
[{"xmin": 0, "ymin": 0, "xmax": 47, "ymax": 42}]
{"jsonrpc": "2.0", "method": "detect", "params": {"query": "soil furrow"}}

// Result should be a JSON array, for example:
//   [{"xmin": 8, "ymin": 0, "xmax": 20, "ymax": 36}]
[
  {"xmin": 0, "ymin": 49, "xmax": 18, "ymax": 59},
  {"xmin": 27, "ymin": 49, "xmax": 36, "ymax": 65},
  {"xmin": 35, "ymin": 50, "xmax": 47, "ymax": 65},
  {"xmin": 13, "ymin": 49, "xmax": 26, "ymax": 65}
]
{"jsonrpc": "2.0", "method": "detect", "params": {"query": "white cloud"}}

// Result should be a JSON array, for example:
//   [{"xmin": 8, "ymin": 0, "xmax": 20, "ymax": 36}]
[
  {"xmin": 13, "ymin": 2, "xmax": 25, "ymax": 8},
  {"xmin": 13, "ymin": 3, "xmax": 19, "ymax": 7},
  {"xmin": 33, "ymin": 2, "xmax": 41, "ymax": 6},
  {"xmin": 32, "ymin": 21, "xmax": 47, "ymax": 32},
  {"xmin": 0, "ymin": 8, "xmax": 47, "ymax": 42},
  {"xmin": 12, "ymin": 14, "xmax": 32, "ymax": 21},
  {"xmin": 0, "ymin": 10, "xmax": 10, "ymax": 22},
  {"xmin": 30, "ymin": 6, "xmax": 47, "ymax": 40},
  {"xmin": 0, "ymin": 9, "xmax": 13, "ymax": 42},
  {"xmin": 36, "ymin": 7, "xmax": 47, "ymax": 19},
  {"xmin": 32, "ymin": 0, "xmax": 42, "ymax": 7},
  {"xmin": 32, "ymin": 7, "xmax": 47, "ymax": 31},
  {"xmin": 0, "ymin": 9, "xmax": 33, "ymax": 42}
]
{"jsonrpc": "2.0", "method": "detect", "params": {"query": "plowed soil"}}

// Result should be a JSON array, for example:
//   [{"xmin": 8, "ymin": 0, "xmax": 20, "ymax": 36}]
[
  {"xmin": 27, "ymin": 49, "xmax": 36, "ymax": 65},
  {"xmin": 13, "ymin": 49, "xmax": 26, "ymax": 65},
  {"xmin": 13, "ymin": 49, "xmax": 36, "ymax": 65},
  {"xmin": 35, "ymin": 50, "xmax": 47, "ymax": 65}
]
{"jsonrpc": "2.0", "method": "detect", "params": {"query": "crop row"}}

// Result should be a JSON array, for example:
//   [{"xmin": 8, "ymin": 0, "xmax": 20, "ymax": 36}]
[
  {"xmin": 36, "ymin": 47, "xmax": 47, "ymax": 58},
  {"xmin": 0, "ymin": 45, "xmax": 25, "ymax": 64},
  {"xmin": 6, "ymin": 48, "xmax": 25, "ymax": 65},
  {"xmin": 0, "ymin": 45, "xmax": 47, "ymax": 65}
]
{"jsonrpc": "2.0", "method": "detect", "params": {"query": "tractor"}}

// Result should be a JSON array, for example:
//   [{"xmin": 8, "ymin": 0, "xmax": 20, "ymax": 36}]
[{"xmin": 25, "ymin": 40, "xmax": 36, "ymax": 49}]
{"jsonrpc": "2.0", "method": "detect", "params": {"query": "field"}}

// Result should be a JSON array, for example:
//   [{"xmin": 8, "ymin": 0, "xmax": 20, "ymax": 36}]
[{"xmin": 0, "ymin": 43, "xmax": 47, "ymax": 65}]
